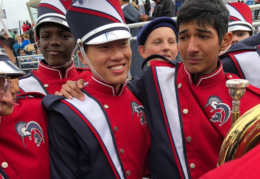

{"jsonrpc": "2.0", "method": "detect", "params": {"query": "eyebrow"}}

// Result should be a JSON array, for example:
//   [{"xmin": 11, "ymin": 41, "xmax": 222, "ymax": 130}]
[
  {"xmin": 178, "ymin": 29, "xmax": 189, "ymax": 35},
  {"xmin": 196, "ymin": 29, "xmax": 213, "ymax": 34}
]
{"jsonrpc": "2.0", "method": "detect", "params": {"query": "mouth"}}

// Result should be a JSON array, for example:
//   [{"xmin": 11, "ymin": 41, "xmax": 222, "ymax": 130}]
[
  {"xmin": 108, "ymin": 64, "xmax": 126, "ymax": 74},
  {"xmin": 162, "ymin": 54, "xmax": 171, "ymax": 59},
  {"xmin": 49, "ymin": 50, "xmax": 61, "ymax": 56},
  {"xmin": 186, "ymin": 58, "xmax": 202, "ymax": 64}
]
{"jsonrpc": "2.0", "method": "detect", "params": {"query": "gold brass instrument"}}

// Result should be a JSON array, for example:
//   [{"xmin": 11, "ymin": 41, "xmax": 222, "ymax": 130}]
[{"xmin": 218, "ymin": 79, "xmax": 260, "ymax": 166}]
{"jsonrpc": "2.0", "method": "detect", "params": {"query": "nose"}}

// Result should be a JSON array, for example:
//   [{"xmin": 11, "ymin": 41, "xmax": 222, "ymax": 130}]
[
  {"xmin": 110, "ymin": 47, "xmax": 124, "ymax": 61},
  {"xmin": 232, "ymin": 36, "xmax": 239, "ymax": 45},
  {"xmin": 187, "ymin": 37, "xmax": 199, "ymax": 54},
  {"xmin": 162, "ymin": 41, "xmax": 170, "ymax": 52},
  {"xmin": 0, "ymin": 88, "xmax": 14, "ymax": 108},
  {"xmin": 50, "ymin": 38, "xmax": 61, "ymax": 46}
]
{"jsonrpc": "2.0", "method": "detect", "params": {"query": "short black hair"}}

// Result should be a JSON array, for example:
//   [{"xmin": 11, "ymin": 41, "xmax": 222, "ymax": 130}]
[
  {"xmin": 123, "ymin": 0, "xmax": 130, "ymax": 2},
  {"xmin": 177, "ymin": 0, "xmax": 229, "ymax": 44}
]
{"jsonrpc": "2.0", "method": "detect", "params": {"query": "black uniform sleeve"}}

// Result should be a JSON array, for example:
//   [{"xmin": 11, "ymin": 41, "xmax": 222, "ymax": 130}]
[
  {"xmin": 221, "ymin": 56, "xmax": 241, "ymax": 78},
  {"xmin": 48, "ymin": 110, "xmax": 83, "ymax": 179},
  {"xmin": 163, "ymin": 0, "xmax": 175, "ymax": 17}
]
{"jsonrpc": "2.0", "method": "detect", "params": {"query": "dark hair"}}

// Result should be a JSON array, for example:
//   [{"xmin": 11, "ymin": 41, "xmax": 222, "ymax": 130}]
[
  {"xmin": 123, "ymin": 0, "xmax": 130, "ymax": 2},
  {"xmin": 0, "ymin": 35, "xmax": 20, "ymax": 67},
  {"xmin": 177, "ymin": 0, "xmax": 229, "ymax": 44}
]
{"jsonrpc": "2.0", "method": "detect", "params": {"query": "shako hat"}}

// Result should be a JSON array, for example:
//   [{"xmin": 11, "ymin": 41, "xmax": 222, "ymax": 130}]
[
  {"xmin": 225, "ymin": 2, "xmax": 253, "ymax": 33},
  {"xmin": 35, "ymin": 0, "xmax": 73, "ymax": 38},
  {"xmin": 66, "ymin": 0, "xmax": 131, "ymax": 45},
  {"xmin": 0, "ymin": 41, "xmax": 25, "ymax": 78}
]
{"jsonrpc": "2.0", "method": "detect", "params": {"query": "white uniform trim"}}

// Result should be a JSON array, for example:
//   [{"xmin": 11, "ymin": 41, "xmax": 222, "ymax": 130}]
[
  {"xmin": 226, "ymin": 4, "xmax": 246, "ymax": 22},
  {"xmin": 39, "ymin": 63, "xmax": 62, "ymax": 79},
  {"xmin": 65, "ymin": 95, "xmax": 124, "ymax": 179},
  {"xmin": 19, "ymin": 76, "xmax": 47, "ymax": 96},
  {"xmin": 234, "ymin": 51, "xmax": 260, "ymax": 88},
  {"xmin": 156, "ymin": 67, "xmax": 189, "ymax": 179}
]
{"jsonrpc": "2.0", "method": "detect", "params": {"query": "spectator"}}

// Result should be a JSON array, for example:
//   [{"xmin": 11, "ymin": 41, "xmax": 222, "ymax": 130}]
[
  {"xmin": 19, "ymin": 49, "xmax": 34, "ymax": 73},
  {"xmin": 3, "ymin": 32, "xmax": 15, "ymax": 46},
  {"xmin": 20, "ymin": 34, "xmax": 33, "ymax": 55},
  {"xmin": 255, "ymin": 0, "xmax": 259, "ymax": 20},
  {"xmin": 139, "ymin": 0, "xmax": 175, "ymax": 22},
  {"xmin": 120, "ymin": 0, "xmax": 143, "ymax": 76},
  {"xmin": 175, "ymin": 0, "xmax": 184, "ymax": 16},
  {"xmin": 8, "ymin": 29, "xmax": 15, "ymax": 38},
  {"xmin": 0, "ymin": 29, "xmax": 4, "ymax": 35},
  {"xmin": 26, "ymin": 20, "xmax": 32, "ymax": 31},
  {"xmin": 144, "ymin": 0, "xmax": 151, "ymax": 16},
  {"xmin": 246, "ymin": 0, "xmax": 255, "ymax": 20},
  {"xmin": 22, "ymin": 22, "xmax": 28, "ymax": 33},
  {"xmin": 14, "ymin": 34, "xmax": 19, "ymax": 41},
  {"xmin": 13, "ymin": 36, "xmax": 22, "ymax": 56},
  {"xmin": 27, "ymin": 28, "xmax": 35, "ymax": 44}
]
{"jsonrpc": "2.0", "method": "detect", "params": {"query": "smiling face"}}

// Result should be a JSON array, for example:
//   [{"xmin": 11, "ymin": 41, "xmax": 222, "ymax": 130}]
[
  {"xmin": 231, "ymin": 30, "xmax": 251, "ymax": 44},
  {"xmin": 139, "ymin": 27, "xmax": 178, "ymax": 63},
  {"xmin": 39, "ymin": 23, "xmax": 75, "ymax": 67},
  {"xmin": 0, "ymin": 45, "xmax": 19, "ymax": 116},
  {"xmin": 79, "ymin": 39, "xmax": 131, "ymax": 90},
  {"xmin": 178, "ymin": 21, "xmax": 231, "ymax": 81}
]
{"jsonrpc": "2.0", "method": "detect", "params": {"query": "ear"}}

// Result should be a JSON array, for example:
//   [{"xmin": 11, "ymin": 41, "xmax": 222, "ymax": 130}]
[
  {"xmin": 138, "ymin": 45, "xmax": 147, "ymax": 59},
  {"xmin": 220, "ymin": 32, "xmax": 232, "ymax": 51},
  {"xmin": 77, "ymin": 51, "xmax": 88, "ymax": 66}
]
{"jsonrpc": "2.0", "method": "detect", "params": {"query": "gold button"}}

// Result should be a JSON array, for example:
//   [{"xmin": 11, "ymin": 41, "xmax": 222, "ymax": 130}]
[
  {"xmin": 44, "ymin": 84, "xmax": 49, "ymax": 88},
  {"xmin": 229, "ymin": 75, "xmax": 233, "ymax": 78},
  {"xmin": 186, "ymin": 137, "xmax": 192, "ymax": 142},
  {"xmin": 178, "ymin": 83, "xmax": 182, "ymax": 88},
  {"xmin": 126, "ymin": 170, "xmax": 131, "ymax": 176},
  {"xmin": 104, "ymin": 105, "xmax": 109, "ymax": 109},
  {"xmin": 190, "ymin": 163, "xmax": 195, "ymax": 169},
  {"xmin": 114, "ymin": 126, "xmax": 118, "ymax": 132},
  {"xmin": 120, "ymin": 149, "xmax": 124, "ymax": 154},
  {"xmin": 183, "ymin": 109, "xmax": 188, "ymax": 114},
  {"xmin": 2, "ymin": 162, "xmax": 8, "ymax": 169}
]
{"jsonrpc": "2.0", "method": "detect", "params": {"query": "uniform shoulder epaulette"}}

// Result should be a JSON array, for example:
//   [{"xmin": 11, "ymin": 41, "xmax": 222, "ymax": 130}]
[
  {"xmin": 75, "ymin": 67, "xmax": 91, "ymax": 71},
  {"xmin": 19, "ymin": 71, "xmax": 33, "ymax": 80}
]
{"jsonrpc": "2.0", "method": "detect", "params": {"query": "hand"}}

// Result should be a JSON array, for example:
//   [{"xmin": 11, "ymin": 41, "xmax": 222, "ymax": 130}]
[
  {"xmin": 139, "ymin": 14, "xmax": 149, "ymax": 22},
  {"xmin": 55, "ymin": 79, "xmax": 85, "ymax": 101}
]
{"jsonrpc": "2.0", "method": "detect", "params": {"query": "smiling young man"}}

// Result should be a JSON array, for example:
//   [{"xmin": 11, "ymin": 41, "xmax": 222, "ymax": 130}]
[
  {"xmin": 18, "ymin": 0, "xmax": 91, "ymax": 96},
  {"xmin": 42, "ymin": 1, "xmax": 150, "ymax": 179}
]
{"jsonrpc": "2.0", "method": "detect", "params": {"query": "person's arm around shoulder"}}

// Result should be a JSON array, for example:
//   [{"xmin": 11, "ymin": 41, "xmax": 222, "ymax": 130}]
[{"xmin": 20, "ymin": 40, "xmax": 29, "ymax": 49}]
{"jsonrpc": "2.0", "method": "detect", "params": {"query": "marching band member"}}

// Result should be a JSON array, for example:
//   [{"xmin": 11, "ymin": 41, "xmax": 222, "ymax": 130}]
[
  {"xmin": 0, "ymin": 36, "xmax": 49, "ymax": 179},
  {"xmin": 42, "ymin": 0, "xmax": 150, "ymax": 178},
  {"xmin": 56, "ymin": 0, "xmax": 260, "ymax": 178},
  {"xmin": 19, "ymin": 0, "xmax": 92, "ymax": 96},
  {"xmin": 219, "ymin": 2, "xmax": 260, "ymax": 89}
]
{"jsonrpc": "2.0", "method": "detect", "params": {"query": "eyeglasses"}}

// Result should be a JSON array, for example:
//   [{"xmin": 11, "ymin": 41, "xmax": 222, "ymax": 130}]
[{"xmin": 0, "ymin": 75, "xmax": 11, "ymax": 97}]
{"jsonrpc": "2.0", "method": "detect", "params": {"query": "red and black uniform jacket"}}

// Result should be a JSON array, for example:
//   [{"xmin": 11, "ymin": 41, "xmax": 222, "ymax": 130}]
[
  {"xmin": 127, "ymin": 55, "xmax": 260, "ymax": 179},
  {"xmin": 42, "ymin": 76, "xmax": 151, "ymax": 179},
  {"xmin": 0, "ymin": 92, "xmax": 49, "ymax": 179},
  {"xmin": 220, "ymin": 32, "xmax": 260, "ymax": 88},
  {"xmin": 19, "ymin": 60, "xmax": 92, "ymax": 95}
]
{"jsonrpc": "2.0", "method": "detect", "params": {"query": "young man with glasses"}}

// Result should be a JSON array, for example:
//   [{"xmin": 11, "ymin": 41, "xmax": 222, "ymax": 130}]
[{"xmin": 0, "ymin": 35, "xmax": 50, "ymax": 179}]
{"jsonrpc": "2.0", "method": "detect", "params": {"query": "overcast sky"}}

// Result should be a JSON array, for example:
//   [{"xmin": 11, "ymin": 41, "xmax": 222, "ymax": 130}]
[{"xmin": 0, "ymin": 0, "xmax": 31, "ymax": 31}]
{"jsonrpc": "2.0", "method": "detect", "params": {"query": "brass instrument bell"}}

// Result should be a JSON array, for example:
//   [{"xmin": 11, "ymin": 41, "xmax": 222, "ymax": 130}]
[{"xmin": 218, "ymin": 79, "xmax": 260, "ymax": 166}]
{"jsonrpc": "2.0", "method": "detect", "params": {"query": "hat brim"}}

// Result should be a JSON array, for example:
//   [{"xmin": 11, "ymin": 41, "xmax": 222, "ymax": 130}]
[
  {"xmin": 85, "ymin": 29, "xmax": 131, "ymax": 45},
  {"xmin": 35, "ymin": 14, "xmax": 69, "ymax": 38},
  {"xmin": 228, "ymin": 21, "xmax": 253, "ymax": 32},
  {"xmin": 0, "ymin": 58, "xmax": 25, "ymax": 79}
]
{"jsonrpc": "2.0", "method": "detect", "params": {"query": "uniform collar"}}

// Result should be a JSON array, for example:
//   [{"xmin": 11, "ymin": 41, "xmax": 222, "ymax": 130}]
[
  {"xmin": 183, "ymin": 60, "xmax": 225, "ymax": 87},
  {"xmin": 37, "ymin": 60, "xmax": 77, "ymax": 79},
  {"xmin": 87, "ymin": 76, "xmax": 126, "ymax": 96}
]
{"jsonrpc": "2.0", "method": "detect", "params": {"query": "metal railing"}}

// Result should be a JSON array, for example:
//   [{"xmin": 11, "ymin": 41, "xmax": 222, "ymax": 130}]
[{"xmin": 17, "ymin": 4, "xmax": 260, "ymax": 74}]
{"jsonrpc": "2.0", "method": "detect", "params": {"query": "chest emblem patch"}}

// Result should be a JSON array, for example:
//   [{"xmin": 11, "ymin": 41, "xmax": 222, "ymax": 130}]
[
  {"xmin": 15, "ymin": 121, "xmax": 45, "ymax": 147},
  {"xmin": 204, "ymin": 95, "xmax": 231, "ymax": 126},
  {"xmin": 131, "ymin": 101, "xmax": 147, "ymax": 126}
]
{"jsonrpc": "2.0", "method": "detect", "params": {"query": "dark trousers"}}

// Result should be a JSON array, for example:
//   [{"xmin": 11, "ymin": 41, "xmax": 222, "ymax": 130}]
[{"xmin": 145, "ymin": 7, "xmax": 151, "ymax": 16}]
